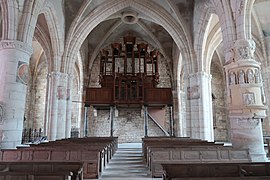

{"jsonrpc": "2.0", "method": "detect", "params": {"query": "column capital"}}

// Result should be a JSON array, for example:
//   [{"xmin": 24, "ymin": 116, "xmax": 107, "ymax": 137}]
[
  {"xmin": 0, "ymin": 40, "xmax": 33, "ymax": 56},
  {"xmin": 188, "ymin": 72, "xmax": 212, "ymax": 83},
  {"xmin": 231, "ymin": 39, "xmax": 256, "ymax": 62},
  {"xmin": 48, "ymin": 71, "xmax": 71, "ymax": 79}
]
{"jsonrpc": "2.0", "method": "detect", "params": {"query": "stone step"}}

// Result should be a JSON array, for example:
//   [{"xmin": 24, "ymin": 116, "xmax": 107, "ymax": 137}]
[{"xmin": 99, "ymin": 144, "xmax": 151, "ymax": 180}]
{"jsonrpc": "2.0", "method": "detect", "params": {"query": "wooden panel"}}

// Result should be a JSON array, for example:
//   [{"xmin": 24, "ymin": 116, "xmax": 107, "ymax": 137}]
[
  {"xmin": 162, "ymin": 162, "xmax": 270, "ymax": 179},
  {"xmin": 144, "ymin": 88, "xmax": 172, "ymax": 105},
  {"xmin": 85, "ymin": 88, "xmax": 113, "ymax": 106}
]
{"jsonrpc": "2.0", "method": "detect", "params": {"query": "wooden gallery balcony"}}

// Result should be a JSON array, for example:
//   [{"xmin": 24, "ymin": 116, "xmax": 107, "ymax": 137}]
[{"xmin": 85, "ymin": 86, "xmax": 172, "ymax": 107}]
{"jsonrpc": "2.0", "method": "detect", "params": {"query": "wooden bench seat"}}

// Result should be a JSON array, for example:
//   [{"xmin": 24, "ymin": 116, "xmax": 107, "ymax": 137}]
[
  {"xmin": 162, "ymin": 162, "xmax": 270, "ymax": 180},
  {"xmin": 0, "ymin": 161, "xmax": 83, "ymax": 180},
  {"xmin": 1, "ymin": 137, "xmax": 118, "ymax": 179},
  {"xmin": 142, "ymin": 137, "xmax": 251, "ymax": 177},
  {"xmin": 27, "ymin": 137, "xmax": 118, "ymax": 173}
]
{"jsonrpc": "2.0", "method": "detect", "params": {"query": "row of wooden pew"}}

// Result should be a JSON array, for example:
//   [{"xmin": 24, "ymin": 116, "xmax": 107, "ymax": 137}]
[
  {"xmin": 162, "ymin": 162, "xmax": 270, "ymax": 180},
  {"xmin": 0, "ymin": 137, "xmax": 118, "ymax": 179},
  {"xmin": 142, "ymin": 137, "xmax": 269, "ymax": 179}
]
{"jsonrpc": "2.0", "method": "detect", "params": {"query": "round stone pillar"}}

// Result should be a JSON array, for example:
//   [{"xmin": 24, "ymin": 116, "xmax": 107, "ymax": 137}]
[
  {"xmin": 56, "ymin": 73, "xmax": 68, "ymax": 139},
  {"xmin": 225, "ymin": 39, "xmax": 267, "ymax": 161},
  {"xmin": 0, "ymin": 40, "xmax": 32, "ymax": 149},
  {"xmin": 47, "ymin": 72, "xmax": 60, "ymax": 141},
  {"xmin": 65, "ymin": 74, "xmax": 73, "ymax": 138}
]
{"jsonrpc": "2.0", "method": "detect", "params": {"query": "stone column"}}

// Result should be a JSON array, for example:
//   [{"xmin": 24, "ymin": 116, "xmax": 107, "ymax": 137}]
[
  {"xmin": 43, "ymin": 73, "xmax": 51, "ymax": 135},
  {"xmin": 84, "ymin": 106, "xmax": 89, "ymax": 137},
  {"xmin": 179, "ymin": 90, "xmax": 187, "ymax": 137},
  {"xmin": 47, "ymin": 72, "xmax": 60, "ymax": 141},
  {"xmin": 187, "ymin": 72, "xmax": 214, "ymax": 141},
  {"xmin": 172, "ymin": 89, "xmax": 180, "ymax": 136},
  {"xmin": 144, "ymin": 106, "xmax": 148, "ymax": 137},
  {"xmin": 110, "ymin": 106, "xmax": 114, "ymax": 137},
  {"xmin": 65, "ymin": 74, "xmax": 73, "ymax": 138},
  {"xmin": 0, "ymin": 40, "xmax": 33, "ymax": 148},
  {"xmin": 56, "ymin": 73, "xmax": 68, "ymax": 139},
  {"xmin": 224, "ymin": 39, "xmax": 267, "ymax": 161}
]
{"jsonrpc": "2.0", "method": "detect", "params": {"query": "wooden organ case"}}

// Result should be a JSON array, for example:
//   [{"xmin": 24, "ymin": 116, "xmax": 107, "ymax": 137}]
[{"xmin": 85, "ymin": 35, "xmax": 172, "ymax": 107}]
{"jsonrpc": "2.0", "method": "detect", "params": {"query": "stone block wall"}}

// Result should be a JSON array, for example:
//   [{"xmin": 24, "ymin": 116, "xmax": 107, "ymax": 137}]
[
  {"xmin": 88, "ymin": 107, "xmax": 166, "ymax": 143},
  {"xmin": 211, "ymin": 61, "xmax": 229, "ymax": 142},
  {"xmin": 24, "ymin": 57, "xmax": 47, "ymax": 131}
]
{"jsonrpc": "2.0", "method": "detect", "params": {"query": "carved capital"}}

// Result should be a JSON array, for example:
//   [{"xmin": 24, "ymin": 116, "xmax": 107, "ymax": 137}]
[
  {"xmin": 49, "ymin": 71, "xmax": 62, "ymax": 78},
  {"xmin": 234, "ymin": 39, "xmax": 256, "ymax": 61},
  {"xmin": 0, "ymin": 40, "xmax": 33, "ymax": 56},
  {"xmin": 236, "ymin": 118, "xmax": 260, "ymax": 129}
]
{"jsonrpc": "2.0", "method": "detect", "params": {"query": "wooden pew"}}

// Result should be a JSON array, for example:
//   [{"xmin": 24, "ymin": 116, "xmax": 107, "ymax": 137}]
[
  {"xmin": 142, "ymin": 137, "xmax": 222, "ymax": 170},
  {"xmin": 0, "ymin": 161, "xmax": 83, "ymax": 180},
  {"xmin": 28, "ymin": 137, "xmax": 118, "ymax": 173},
  {"xmin": 1, "ymin": 137, "xmax": 118, "ymax": 179},
  {"xmin": 162, "ymin": 162, "xmax": 270, "ymax": 180},
  {"xmin": 142, "ymin": 137, "xmax": 211, "ymax": 164},
  {"xmin": 142, "ymin": 137, "xmax": 251, "ymax": 177}
]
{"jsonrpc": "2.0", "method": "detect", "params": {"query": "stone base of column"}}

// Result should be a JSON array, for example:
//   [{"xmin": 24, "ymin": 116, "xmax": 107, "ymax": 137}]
[{"xmin": 230, "ymin": 117, "xmax": 267, "ymax": 162}]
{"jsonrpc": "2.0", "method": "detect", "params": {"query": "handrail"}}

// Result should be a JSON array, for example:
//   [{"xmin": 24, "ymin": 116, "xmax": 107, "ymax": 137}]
[{"xmin": 147, "ymin": 113, "xmax": 170, "ymax": 136}]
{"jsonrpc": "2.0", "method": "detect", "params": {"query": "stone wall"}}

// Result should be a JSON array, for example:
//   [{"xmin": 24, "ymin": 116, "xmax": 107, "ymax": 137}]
[
  {"xmin": 88, "ymin": 107, "xmax": 166, "ymax": 143},
  {"xmin": 33, "ymin": 60, "xmax": 47, "ymax": 130},
  {"xmin": 211, "ymin": 62, "xmax": 229, "ymax": 141},
  {"xmin": 24, "ymin": 56, "xmax": 47, "ymax": 131}
]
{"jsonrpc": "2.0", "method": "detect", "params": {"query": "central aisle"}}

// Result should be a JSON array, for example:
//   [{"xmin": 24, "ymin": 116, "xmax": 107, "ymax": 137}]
[{"xmin": 92, "ymin": 143, "xmax": 161, "ymax": 180}]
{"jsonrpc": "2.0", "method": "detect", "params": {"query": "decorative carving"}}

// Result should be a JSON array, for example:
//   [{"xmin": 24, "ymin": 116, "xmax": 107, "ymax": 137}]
[
  {"xmin": 0, "ymin": 40, "xmax": 33, "ymax": 55},
  {"xmin": 237, "ymin": 118, "xmax": 260, "ymax": 129},
  {"xmin": 238, "ymin": 46, "xmax": 250, "ymax": 59},
  {"xmin": 238, "ymin": 70, "xmax": 245, "ymax": 84},
  {"xmin": 246, "ymin": 69, "xmax": 254, "ymax": 83},
  {"xmin": 187, "ymin": 85, "xmax": 200, "ymax": 100},
  {"xmin": 229, "ymin": 71, "xmax": 236, "ymax": 85},
  {"xmin": 254, "ymin": 69, "xmax": 261, "ymax": 83},
  {"xmin": 16, "ymin": 61, "xmax": 29, "ymax": 85},
  {"xmin": 243, "ymin": 93, "xmax": 255, "ymax": 105},
  {"xmin": 234, "ymin": 39, "xmax": 256, "ymax": 61}
]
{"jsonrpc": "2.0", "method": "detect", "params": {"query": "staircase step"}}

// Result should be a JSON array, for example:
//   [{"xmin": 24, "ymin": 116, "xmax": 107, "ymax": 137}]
[{"xmin": 100, "ymin": 143, "xmax": 151, "ymax": 179}]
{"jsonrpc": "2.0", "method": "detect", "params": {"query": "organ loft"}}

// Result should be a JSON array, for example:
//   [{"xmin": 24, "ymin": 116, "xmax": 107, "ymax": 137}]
[{"xmin": 85, "ymin": 35, "xmax": 172, "ymax": 107}]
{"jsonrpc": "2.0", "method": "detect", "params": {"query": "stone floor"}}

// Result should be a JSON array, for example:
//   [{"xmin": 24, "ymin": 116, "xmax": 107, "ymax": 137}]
[{"xmin": 89, "ymin": 143, "xmax": 161, "ymax": 180}]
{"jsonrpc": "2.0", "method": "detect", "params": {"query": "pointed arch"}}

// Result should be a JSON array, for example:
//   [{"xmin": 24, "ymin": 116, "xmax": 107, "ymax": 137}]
[
  {"xmin": 0, "ymin": 0, "xmax": 18, "ymax": 40},
  {"xmin": 40, "ymin": 1, "xmax": 65, "ymax": 71},
  {"xmin": 17, "ymin": 0, "xmax": 45, "ymax": 44},
  {"xmin": 63, "ymin": 0, "xmax": 194, "ymax": 75}
]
